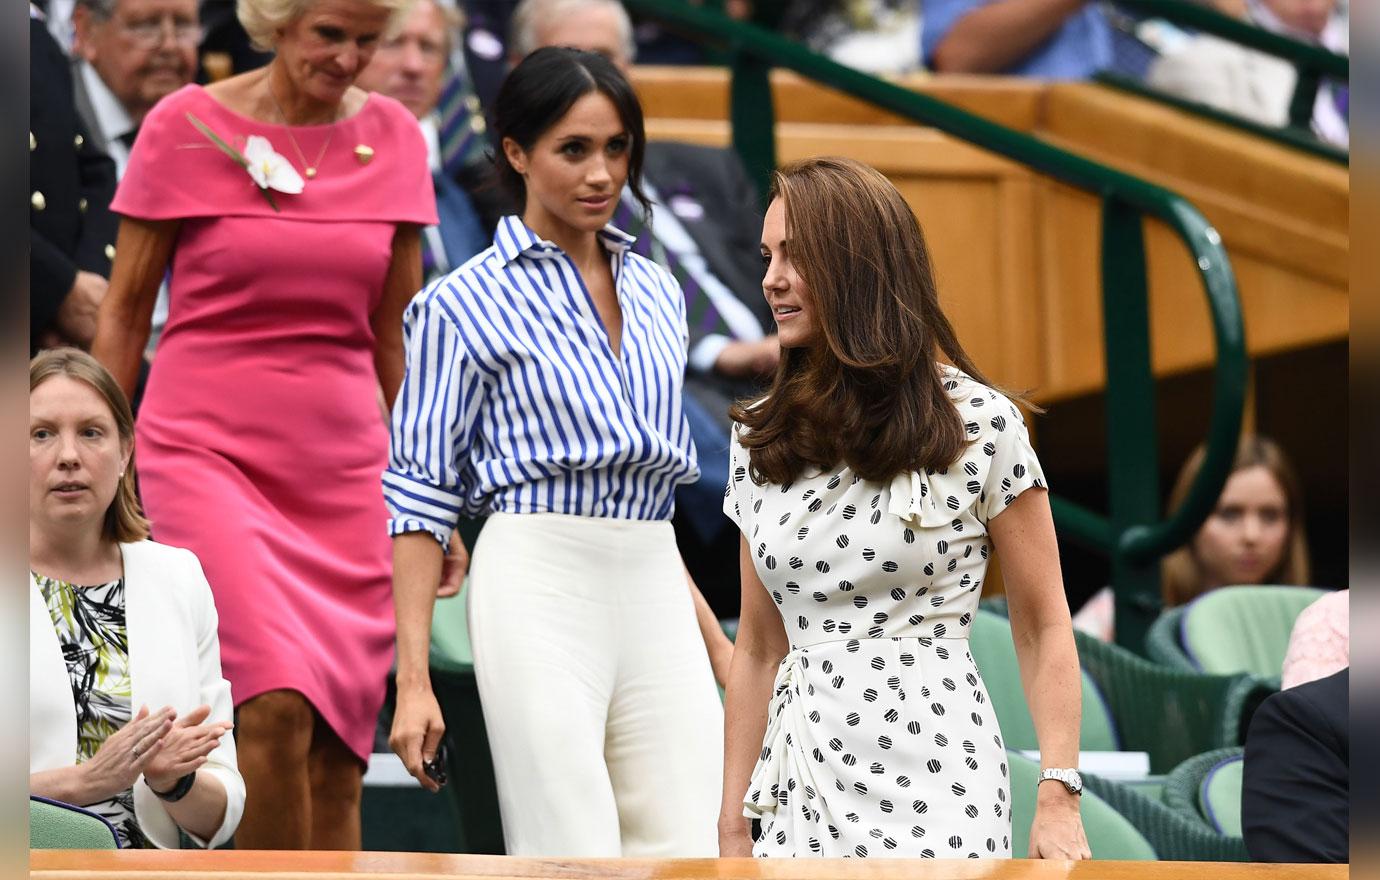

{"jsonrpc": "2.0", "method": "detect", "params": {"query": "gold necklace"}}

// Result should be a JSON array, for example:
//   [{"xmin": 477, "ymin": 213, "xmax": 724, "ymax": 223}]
[{"xmin": 267, "ymin": 79, "xmax": 336, "ymax": 180}]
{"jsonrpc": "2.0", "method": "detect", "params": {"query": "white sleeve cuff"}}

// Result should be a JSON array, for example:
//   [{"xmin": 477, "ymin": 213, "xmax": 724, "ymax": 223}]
[{"xmin": 689, "ymin": 334, "xmax": 733, "ymax": 375}]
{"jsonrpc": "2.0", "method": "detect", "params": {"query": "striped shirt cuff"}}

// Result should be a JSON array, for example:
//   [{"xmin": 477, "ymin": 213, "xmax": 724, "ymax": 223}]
[{"xmin": 382, "ymin": 469, "xmax": 463, "ymax": 547}]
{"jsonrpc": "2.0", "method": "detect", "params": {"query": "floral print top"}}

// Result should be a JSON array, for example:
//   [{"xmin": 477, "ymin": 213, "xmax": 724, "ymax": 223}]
[{"xmin": 37, "ymin": 572, "xmax": 148, "ymax": 848}]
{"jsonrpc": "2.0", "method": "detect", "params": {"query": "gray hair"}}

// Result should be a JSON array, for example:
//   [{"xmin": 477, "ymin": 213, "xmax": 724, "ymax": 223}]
[
  {"xmin": 508, "ymin": 0, "xmax": 635, "ymax": 64},
  {"xmin": 237, "ymin": 0, "xmax": 415, "ymax": 52}
]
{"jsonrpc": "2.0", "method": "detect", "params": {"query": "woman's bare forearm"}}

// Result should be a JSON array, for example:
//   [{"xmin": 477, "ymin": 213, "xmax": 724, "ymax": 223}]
[
  {"xmin": 684, "ymin": 565, "xmax": 734, "ymax": 683},
  {"xmin": 992, "ymin": 489, "xmax": 1082, "ymax": 769},
  {"xmin": 392, "ymin": 532, "xmax": 445, "ymax": 691},
  {"xmin": 91, "ymin": 218, "xmax": 178, "ymax": 396},
  {"xmin": 30, "ymin": 766, "xmax": 97, "ymax": 806},
  {"xmin": 719, "ymin": 646, "xmax": 779, "ymax": 832}
]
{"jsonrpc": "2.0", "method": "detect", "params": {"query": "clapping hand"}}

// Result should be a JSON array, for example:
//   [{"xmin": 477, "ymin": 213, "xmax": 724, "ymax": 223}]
[
  {"xmin": 79, "ymin": 705, "xmax": 175, "ymax": 802},
  {"xmin": 142, "ymin": 704, "xmax": 233, "ymax": 793}
]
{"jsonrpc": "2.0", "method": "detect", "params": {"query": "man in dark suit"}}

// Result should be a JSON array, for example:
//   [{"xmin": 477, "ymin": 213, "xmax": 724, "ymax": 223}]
[
  {"xmin": 355, "ymin": 0, "xmax": 489, "ymax": 283},
  {"xmin": 1241, "ymin": 667, "xmax": 1348, "ymax": 863},
  {"xmin": 30, "ymin": 6, "xmax": 118, "ymax": 354},
  {"xmin": 501, "ymin": 0, "xmax": 779, "ymax": 611}
]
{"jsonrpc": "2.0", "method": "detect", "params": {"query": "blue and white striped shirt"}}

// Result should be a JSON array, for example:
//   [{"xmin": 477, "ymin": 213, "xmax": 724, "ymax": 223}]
[{"xmin": 383, "ymin": 216, "xmax": 700, "ymax": 546}]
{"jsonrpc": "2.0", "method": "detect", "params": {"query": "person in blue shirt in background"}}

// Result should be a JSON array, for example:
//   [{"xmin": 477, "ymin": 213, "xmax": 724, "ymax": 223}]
[{"xmin": 922, "ymin": 0, "xmax": 1112, "ymax": 79}]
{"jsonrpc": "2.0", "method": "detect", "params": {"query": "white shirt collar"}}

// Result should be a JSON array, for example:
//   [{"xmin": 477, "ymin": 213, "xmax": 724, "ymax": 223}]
[
  {"xmin": 79, "ymin": 60, "xmax": 137, "ymax": 146},
  {"xmin": 420, "ymin": 113, "xmax": 442, "ymax": 175}
]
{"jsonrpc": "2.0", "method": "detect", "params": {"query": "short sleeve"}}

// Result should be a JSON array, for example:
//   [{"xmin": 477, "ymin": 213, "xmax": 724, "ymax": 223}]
[
  {"xmin": 974, "ymin": 391, "xmax": 1047, "ymax": 524},
  {"xmin": 113, "ymin": 86, "xmax": 438, "ymax": 225},
  {"xmin": 723, "ymin": 424, "xmax": 751, "ymax": 534},
  {"xmin": 382, "ymin": 290, "xmax": 487, "ymax": 547}
]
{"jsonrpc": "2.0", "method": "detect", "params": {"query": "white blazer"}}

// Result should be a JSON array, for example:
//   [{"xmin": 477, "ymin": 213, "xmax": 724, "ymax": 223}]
[{"xmin": 30, "ymin": 540, "xmax": 245, "ymax": 849}]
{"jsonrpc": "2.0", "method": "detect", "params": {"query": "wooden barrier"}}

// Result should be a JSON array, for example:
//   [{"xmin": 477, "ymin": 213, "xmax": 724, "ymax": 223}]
[
  {"xmin": 630, "ymin": 69, "xmax": 1349, "ymax": 404},
  {"xmin": 27, "ymin": 850, "xmax": 1352, "ymax": 880}
]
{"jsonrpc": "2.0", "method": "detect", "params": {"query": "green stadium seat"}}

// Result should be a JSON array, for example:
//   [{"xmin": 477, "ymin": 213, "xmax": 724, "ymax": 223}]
[
  {"xmin": 970, "ymin": 609, "xmax": 1119, "ymax": 751},
  {"xmin": 1145, "ymin": 606, "xmax": 1196, "ymax": 671},
  {"xmin": 1163, "ymin": 747, "xmax": 1246, "ymax": 838},
  {"xmin": 1006, "ymin": 751, "xmax": 1156, "ymax": 859},
  {"xmin": 1146, "ymin": 587, "xmax": 1327, "ymax": 679},
  {"xmin": 1073, "ymin": 629, "xmax": 1272, "ymax": 773},
  {"xmin": 1081, "ymin": 770, "xmax": 1249, "ymax": 861},
  {"xmin": 30, "ymin": 796, "xmax": 119, "ymax": 849},
  {"xmin": 1181, "ymin": 586, "xmax": 1327, "ymax": 678}
]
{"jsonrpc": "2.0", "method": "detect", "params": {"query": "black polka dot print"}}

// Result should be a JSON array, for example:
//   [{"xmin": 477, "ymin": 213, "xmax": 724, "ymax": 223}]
[{"xmin": 724, "ymin": 369, "xmax": 1046, "ymax": 859}]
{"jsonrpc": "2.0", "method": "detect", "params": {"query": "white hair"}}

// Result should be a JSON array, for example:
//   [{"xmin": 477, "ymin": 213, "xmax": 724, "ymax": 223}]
[
  {"xmin": 237, "ymin": 0, "xmax": 415, "ymax": 51},
  {"xmin": 508, "ymin": 0, "xmax": 635, "ymax": 64}
]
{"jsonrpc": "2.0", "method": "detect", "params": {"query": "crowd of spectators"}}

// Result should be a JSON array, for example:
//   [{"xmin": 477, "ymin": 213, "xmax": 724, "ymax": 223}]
[{"xmin": 28, "ymin": 0, "xmax": 1346, "ymax": 864}]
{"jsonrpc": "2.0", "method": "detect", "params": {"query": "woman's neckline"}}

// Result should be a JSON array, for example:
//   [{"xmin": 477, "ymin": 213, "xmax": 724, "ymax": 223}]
[
  {"xmin": 190, "ymin": 83, "xmax": 375, "ymax": 131},
  {"xmin": 33, "ymin": 570, "xmax": 122, "ymax": 590}
]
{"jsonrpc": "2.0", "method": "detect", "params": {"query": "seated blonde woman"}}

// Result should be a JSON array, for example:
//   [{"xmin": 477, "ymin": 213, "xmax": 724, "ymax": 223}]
[
  {"xmin": 1073, "ymin": 435, "xmax": 1311, "ymax": 642},
  {"xmin": 29, "ymin": 348, "xmax": 243, "ymax": 848}
]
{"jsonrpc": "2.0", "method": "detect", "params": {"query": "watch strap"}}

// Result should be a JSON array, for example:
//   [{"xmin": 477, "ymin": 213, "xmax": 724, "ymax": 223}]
[{"xmin": 148, "ymin": 771, "xmax": 196, "ymax": 802}]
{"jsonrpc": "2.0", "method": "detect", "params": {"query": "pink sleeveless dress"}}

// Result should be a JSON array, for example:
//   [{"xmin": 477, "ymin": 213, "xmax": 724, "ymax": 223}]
[{"xmin": 112, "ymin": 84, "xmax": 437, "ymax": 762}]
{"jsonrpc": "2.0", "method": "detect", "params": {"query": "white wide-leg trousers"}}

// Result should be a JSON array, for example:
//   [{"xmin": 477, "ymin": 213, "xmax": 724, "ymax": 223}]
[{"xmin": 466, "ymin": 512, "xmax": 724, "ymax": 857}]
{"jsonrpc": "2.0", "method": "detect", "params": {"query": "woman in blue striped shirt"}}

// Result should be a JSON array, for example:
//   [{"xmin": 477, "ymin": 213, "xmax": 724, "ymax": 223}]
[{"xmin": 384, "ymin": 48, "xmax": 733, "ymax": 857}]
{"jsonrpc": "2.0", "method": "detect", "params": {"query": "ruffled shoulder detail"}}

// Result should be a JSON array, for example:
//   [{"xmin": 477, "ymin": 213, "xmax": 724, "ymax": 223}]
[
  {"xmin": 112, "ymin": 85, "xmax": 437, "ymax": 225},
  {"xmin": 885, "ymin": 367, "xmax": 1045, "ymax": 528}
]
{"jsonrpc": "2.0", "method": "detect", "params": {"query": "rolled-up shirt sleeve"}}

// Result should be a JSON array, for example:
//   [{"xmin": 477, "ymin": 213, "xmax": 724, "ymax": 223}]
[{"xmin": 383, "ymin": 295, "xmax": 486, "ymax": 547}]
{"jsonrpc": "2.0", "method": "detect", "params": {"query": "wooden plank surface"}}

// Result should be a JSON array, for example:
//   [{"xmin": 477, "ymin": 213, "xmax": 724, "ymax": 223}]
[{"xmin": 30, "ymin": 850, "xmax": 1348, "ymax": 880}]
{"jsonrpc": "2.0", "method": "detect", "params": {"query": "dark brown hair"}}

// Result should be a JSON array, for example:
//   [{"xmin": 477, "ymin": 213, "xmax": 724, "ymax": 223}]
[
  {"xmin": 731, "ymin": 157, "xmax": 1024, "ymax": 485},
  {"xmin": 491, "ymin": 46, "xmax": 651, "ymax": 219},
  {"xmin": 1160, "ymin": 435, "xmax": 1311, "ymax": 606},
  {"xmin": 30, "ymin": 347, "xmax": 151, "ymax": 544}
]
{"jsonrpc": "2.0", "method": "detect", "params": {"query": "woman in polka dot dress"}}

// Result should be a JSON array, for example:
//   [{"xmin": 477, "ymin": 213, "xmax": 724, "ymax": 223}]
[{"xmin": 718, "ymin": 157, "xmax": 1090, "ymax": 860}]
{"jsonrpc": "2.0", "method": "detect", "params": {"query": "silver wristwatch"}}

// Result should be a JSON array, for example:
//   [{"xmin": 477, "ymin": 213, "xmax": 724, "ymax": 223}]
[{"xmin": 1037, "ymin": 767, "xmax": 1083, "ymax": 795}]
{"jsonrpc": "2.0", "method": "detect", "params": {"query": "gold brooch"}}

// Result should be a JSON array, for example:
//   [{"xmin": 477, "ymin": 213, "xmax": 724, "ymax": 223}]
[{"xmin": 354, "ymin": 144, "xmax": 375, "ymax": 165}]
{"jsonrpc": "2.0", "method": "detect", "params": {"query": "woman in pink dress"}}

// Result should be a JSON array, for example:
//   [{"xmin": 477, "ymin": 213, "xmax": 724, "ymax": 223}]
[{"xmin": 91, "ymin": 0, "xmax": 435, "ymax": 850}]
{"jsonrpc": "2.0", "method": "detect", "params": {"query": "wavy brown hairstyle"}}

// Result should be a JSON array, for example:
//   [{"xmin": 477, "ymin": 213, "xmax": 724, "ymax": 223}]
[
  {"xmin": 1160, "ymin": 435, "xmax": 1310, "ymax": 606},
  {"xmin": 30, "ymin": 347, "xmax": 151, "ymax": 544},
  {"xmin": 730, "ymin": 157, "xmax": 1025, "ymax": 485}
]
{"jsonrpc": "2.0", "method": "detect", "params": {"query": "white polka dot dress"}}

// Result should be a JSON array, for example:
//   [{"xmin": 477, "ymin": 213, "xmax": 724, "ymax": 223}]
[{"xmin": 723, "ymin": 369, "xmax": 1047, "ymax": 859}]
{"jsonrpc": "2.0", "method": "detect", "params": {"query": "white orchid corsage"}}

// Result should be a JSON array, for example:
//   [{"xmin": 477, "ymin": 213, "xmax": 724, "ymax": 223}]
[{"xmin": 186, "ymin": 112, "xmax": 303, "ymax": 210}]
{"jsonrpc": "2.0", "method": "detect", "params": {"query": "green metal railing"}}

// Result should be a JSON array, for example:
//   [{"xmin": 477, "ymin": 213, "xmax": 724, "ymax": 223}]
[
  {"xmin": 1102, "ymin": 0, "xmax": 1348, "ymax": 163},
  {"xmin": 624, "ymin": 0, "xmax": 1248, "ymax": 652}
]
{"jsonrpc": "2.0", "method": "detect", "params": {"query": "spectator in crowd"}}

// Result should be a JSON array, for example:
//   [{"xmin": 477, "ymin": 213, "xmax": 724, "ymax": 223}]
[
  {"xmin": 355, "ymin": 0, "xmax": 489, "ymax": 284},
  {"xmin": 1073, "ymin": 435, "xmax": 1311, "ymax": 641},
  {"xmin": 70, "ymin": 0, "xmax": 200, "ymax": 357},
  {"xmin": 90, "ymin": 0, "xmax": 435, "ymax": 849},
  {"xmin": 921, "ymin": 0, "xmax": 1112, "ymax": 78},
  {"xmin": 1281, "ymin": 588, "xmax": 1347, "ymax": 689},
  {"xmin": 30, "ymin": 5, "xmax": 117, "ymax": 354},
  {"xmin": 386, "ymin": 47, "xmax": 731, "ymax": 857},
  {"xmin": 779, "ymin": 0, "xmax": 923, "ymax": 75},
  {"xmin": 510, "ymin": 0, "xmax": 780, "ymax": 610},
  {"xmin": 719, "ymin": 157, "xmax": 1087, "ymax": 859},
  {"xmin": 71, "ymin": 0, "xmax": 200, "ymax": 178},
  {"xmin": 1145, "ymin": 0, "xmax": 1348, "ymax": 146},
  {"xmin": 29, "ymin": 348, "xmax": 242, "ymax": 850},
  {"xmin": 1242, "ymin": 666, "xmax": 1348, "ymax": 862}
]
